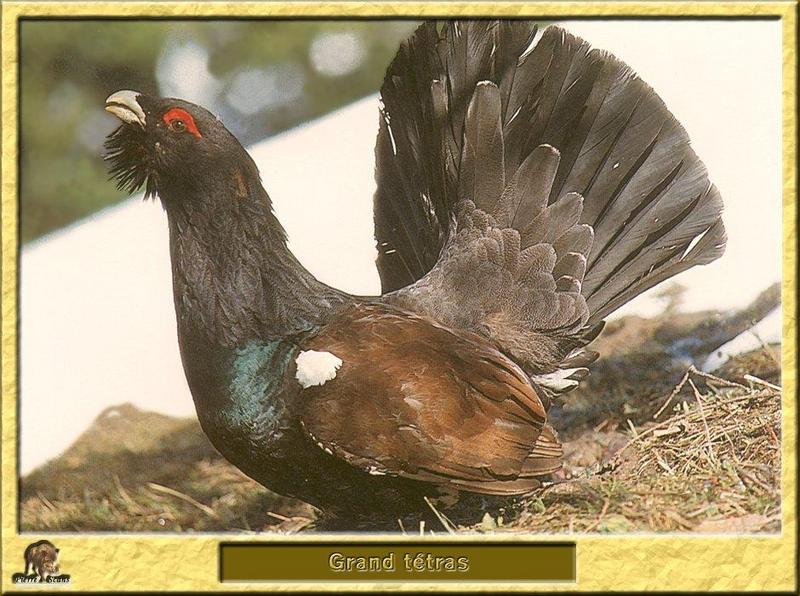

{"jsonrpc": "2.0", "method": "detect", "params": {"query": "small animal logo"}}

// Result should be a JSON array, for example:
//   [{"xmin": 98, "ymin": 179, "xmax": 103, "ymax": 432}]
[{"xmin": 11, "ymin": 540, "xmax": 70, "ymax": 584}]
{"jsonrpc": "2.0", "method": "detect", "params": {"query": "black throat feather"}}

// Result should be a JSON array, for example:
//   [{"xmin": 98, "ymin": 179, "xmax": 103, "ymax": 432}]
[
  {"xmin": 104, "ymin": 125, "xmax": 161, "ymax": 199},
  {"xmin": 168, "ymin": 170, "xmax": 350, "ymax": 348}
]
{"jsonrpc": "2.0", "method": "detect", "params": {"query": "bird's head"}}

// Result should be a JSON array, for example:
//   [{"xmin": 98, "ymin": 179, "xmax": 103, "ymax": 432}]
[{"xmin": 104, "ymin": 90, "xmax": 258, "ymax": 203}]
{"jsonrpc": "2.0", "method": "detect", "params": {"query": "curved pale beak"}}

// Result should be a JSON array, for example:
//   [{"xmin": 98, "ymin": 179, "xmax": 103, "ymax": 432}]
[{"xmin": 105, "ymin": 90, "xmax": 146, "ymax": 127}]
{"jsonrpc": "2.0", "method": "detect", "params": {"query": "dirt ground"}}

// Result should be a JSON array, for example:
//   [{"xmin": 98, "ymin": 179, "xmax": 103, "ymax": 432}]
[{"xmin": 19, "ymin": 285, "xmax": 781, "ymax": 535}]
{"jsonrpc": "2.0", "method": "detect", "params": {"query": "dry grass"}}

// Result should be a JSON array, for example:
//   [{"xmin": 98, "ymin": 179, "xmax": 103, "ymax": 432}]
[
  {"xmin": 470, "ymin": 366, "xmax": 780, "ymax": 534},
  {"xmin": 20, "ymin": 405, "xmax": 314, "ymax": 533}
]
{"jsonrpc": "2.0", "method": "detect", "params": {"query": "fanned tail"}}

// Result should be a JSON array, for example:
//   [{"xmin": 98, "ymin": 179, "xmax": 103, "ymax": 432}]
[{"xmin": 374, "ymin": 21, "xmax": 726, "ymax": 336}]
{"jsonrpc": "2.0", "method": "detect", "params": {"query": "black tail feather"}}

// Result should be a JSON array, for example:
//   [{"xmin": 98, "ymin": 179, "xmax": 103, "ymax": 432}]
[{"xmin": 374, "ymin": 20, "xmax": 725, "ymax": 348}]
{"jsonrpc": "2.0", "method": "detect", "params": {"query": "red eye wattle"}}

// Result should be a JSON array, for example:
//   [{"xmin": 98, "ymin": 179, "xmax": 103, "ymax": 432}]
[{"xmin": 162, "ymin": 108, "xmax": 201, "ymax": 138}]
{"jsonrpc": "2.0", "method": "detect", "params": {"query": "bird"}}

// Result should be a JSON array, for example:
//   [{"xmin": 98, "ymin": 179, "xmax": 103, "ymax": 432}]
[{"xmin": 103, "ymin": 20, "xmax": 726, "ymax": 530}]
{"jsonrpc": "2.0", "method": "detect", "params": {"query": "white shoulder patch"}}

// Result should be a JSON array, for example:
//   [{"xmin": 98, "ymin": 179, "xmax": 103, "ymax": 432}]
[{"xmin": 295, "ymin": 350, "xmax": 343, "ymax": 389}]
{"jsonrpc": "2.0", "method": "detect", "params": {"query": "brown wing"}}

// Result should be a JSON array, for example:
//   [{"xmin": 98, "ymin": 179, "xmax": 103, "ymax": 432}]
[{"xmin": 298, "ymin": 303, "xmax": 559, "ymax": 496}]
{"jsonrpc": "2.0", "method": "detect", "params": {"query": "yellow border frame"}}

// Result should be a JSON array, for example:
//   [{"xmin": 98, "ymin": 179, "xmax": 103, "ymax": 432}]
[{"xmin": 1, "ymin": 1, "xmax": 796, "ymax": 592}]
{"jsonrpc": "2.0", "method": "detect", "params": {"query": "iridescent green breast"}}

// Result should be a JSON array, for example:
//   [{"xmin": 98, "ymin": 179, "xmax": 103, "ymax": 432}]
[
  {"xmin": 189, "ymin": 337, "xmax": 302, "ymax": 456},
  {"xmin": 230, "ymin": 338, "xmax": 300, "ymax": 431}
]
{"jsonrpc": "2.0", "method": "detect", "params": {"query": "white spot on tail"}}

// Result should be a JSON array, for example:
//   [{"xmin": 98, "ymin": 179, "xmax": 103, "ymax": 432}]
[
  {"xmin": 295, "ymin": 350, "xmax": 343, "ymax": 389},
  {"xmin": 681, "ymin": 225, "xmax": 712, "ymax": 260},
  {"xmin": 532, "ymin": 368, "xmax": 581, "ymax": 391}
]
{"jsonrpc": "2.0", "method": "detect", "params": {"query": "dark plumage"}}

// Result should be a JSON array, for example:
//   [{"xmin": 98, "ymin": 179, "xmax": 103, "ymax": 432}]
[{"xmin": 104, "ymin": 21, "xmax": 725, "ymax": 529}]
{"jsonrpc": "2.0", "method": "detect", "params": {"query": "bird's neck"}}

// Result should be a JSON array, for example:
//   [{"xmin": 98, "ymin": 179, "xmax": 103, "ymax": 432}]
[{"xmin": 162, "ymin": 179, "xmax": 343, "ymax": 348}]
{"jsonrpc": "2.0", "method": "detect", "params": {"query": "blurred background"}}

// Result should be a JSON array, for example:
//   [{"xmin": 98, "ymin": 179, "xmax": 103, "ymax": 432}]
[{"xmin": 20, "ymin": 20, "xmax": 419, "ymax": 243}]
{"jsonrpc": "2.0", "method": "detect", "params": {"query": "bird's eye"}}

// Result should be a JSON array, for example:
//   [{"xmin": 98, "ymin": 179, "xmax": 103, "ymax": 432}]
[{"xmin": 162, "ymin": 107, "xmax": 202, "ymax": 138}]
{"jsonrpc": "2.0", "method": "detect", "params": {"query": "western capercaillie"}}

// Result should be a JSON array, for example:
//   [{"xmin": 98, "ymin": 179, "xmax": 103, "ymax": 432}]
[{"xmin": 104, "ymin": 21, "xmax": 726, "ymax": 529}]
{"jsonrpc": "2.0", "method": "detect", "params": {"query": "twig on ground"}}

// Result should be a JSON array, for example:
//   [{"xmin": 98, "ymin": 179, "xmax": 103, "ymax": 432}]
[
  {"xmin": 743, "ymin": 374, "xmax": 781, "ymax": 392},
  {"xmin": 751, "ymin": 330, "xmax": 780, "ymax": 366},
  {"xmin": 688, "ymin": 378, "xmax": 716, "ymax": 465},
  {"xmin": 424, "ymin": 496, "xmax": 456, "ymax": 534},
  {"xmin": 113, "ymin": 474, "xmax": 143, "ymax": 514},
  {"xmin": 654, "ymin": 368, "xmax": 692, "ymax": 419},
  {"xmin": 690, "ymin": 366, "xmax": 749, "ymax": 389},
  {"xmin": 653, "ymin": 366, "xmax": 746, "ymax": 421},
  {"xmin": 266, "ymin": 511, "xmax": 290, "ymax": 521},
  {"xmin": 146, "ymin": 482, "xmax": 219, "ymax": 518},
  {"xmin": 625, "ymin": 389, "xmax": 775, "ymax": 453}
]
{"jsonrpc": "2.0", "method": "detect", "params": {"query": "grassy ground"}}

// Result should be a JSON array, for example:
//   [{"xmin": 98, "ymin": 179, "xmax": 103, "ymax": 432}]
[
  {"xmin": 478, "ymin": 360, "xmax": 781, "ymax": 534},
  {"xmin": 20, "ymin": 406, "xmax": 308, "ymax": 533},
  {"xmin": 20, "ymin": 288, "xmax": 781, "ymax": 534}
]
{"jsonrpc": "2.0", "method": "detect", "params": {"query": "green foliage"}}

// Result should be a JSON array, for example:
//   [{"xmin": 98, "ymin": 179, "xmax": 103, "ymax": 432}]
[{"xmin": 19, "ymin": 20, "xmax": 418, "ymax": 243}]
